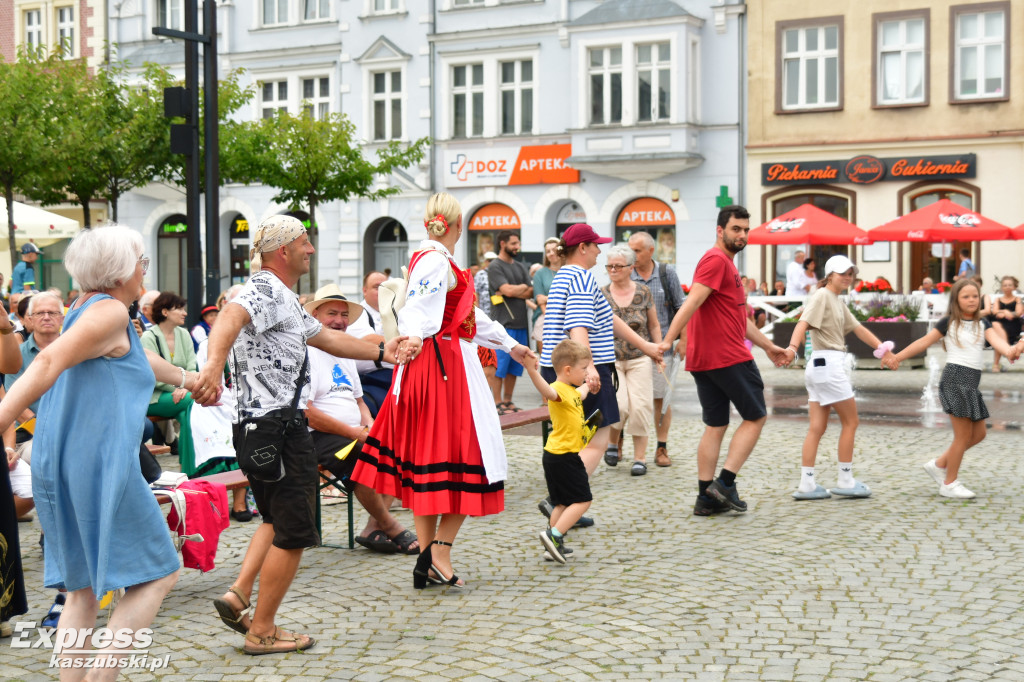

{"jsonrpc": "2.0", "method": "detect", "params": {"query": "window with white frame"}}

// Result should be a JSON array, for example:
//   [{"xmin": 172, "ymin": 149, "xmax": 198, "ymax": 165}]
[
  {"xmin": 499, "ymin": 59, "xmax": 533, "ymax": 135},
  {"xmin": 953, "ymin": 7, "xmax": 1007, "ymax": 100},
  {"xmin": 304, "ymin": 0, "xmax": 330, "ymax": 20},
  {"xmin": 589, "ymin": 46, "xmax": 622, "ymax": 125},
  {"xmin": 261, "ymin": 81, "xmax": 288, "ymax": 118},
  {"xmin": 781, "ymin": 22, "xmax": 841, "ymax": 110},
  {"xmin": 373, "ymin": 0, "xmax": 401, "ymax": 12},
  {"xmin": 372, "ymin": 71, "xmax": 402, "ymax": 140},
  {"xmin": 876, "ymin": 16, "xmax": 926, "ymax": 105},
  {"xmin": 637, "ymin": 42, "xmax": 670, "ymax": 123},
  {"xmin": 157, "ymin": 0, "xmax": 184, "ymax": 30},
  {"xmin": 56, "ymin": 7, "xmax": 75, "ymax": 57},
  {"xmin": 452, "ymin": 0, "xmax": 484, "ymax": 6},
  {"xmin": 263, "ymin": 0, "xmax": 288, "ymax": 26},
  {"xmin": 302, "ymin": 77, "xmax": 330, "ymax": 119},
  {"xmin": 25, "ymin": 10, "xmax": 43, "ymax": 51},
  {"xmin": 452, "ymin": 64, "xmax": 484, "ymax": 138}
]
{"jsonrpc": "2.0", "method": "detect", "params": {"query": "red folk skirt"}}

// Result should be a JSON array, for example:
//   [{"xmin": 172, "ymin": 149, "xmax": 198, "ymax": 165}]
[{"xmin": 351, "ymin": 336, "xmax": 504, "ymax": 516}]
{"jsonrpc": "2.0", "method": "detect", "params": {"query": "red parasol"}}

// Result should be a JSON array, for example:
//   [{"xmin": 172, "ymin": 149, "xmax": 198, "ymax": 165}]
[
  {"xmin": 869, "ymin": 199, "xmax": 1012, "ymax": 283},
  {"xmin": 748, "ymin": 203, "xmax": 872, "ymax": 245},
  {"xmin": 868, "ymin": 199, "xmax": 1012, "ymax": 242},
  {"xmin": 1010, "ymin": 223, "xmax": 1024, "ymax": 239}
]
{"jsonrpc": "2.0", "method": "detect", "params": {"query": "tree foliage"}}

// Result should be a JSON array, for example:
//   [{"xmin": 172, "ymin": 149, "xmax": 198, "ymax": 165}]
[{"xmin": 228, "ymin": 110, "xmax": 430, "ymax": 284}]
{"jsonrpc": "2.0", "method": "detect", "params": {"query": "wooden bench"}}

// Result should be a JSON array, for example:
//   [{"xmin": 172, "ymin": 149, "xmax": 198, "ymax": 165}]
[{"xmin": 155, "ymin": 405, "xmax": 552, "ymax": 551}]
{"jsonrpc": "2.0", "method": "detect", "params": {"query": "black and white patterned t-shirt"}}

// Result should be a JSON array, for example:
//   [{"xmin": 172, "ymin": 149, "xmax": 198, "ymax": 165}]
[{"xmin": 231, "ymin": 271, "xmax": 323, "ymax": 418}]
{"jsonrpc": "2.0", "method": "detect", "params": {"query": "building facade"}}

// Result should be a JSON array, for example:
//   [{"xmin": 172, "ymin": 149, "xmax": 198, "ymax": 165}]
[
  {"xmin": 745, "ymin": 0, "xmax": 1024, "ymax": 293},
  {"xmin": 106, "ymin": 0, "xmax": 746, "ymax": 300}
]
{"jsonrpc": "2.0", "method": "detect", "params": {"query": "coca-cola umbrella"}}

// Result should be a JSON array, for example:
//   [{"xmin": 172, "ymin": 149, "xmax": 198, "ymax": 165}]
[
  {"xmin": 748, "ymin": 203, "xmax": 872, "ymax": 245},
  {"xmin": 869, "ymin": 199, "xmax": 1012, "ymax": 282}
]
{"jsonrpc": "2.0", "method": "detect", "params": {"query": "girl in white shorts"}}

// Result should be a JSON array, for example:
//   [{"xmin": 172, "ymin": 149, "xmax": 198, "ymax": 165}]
[
  {"xmin": 888, "ymin": 279, "xmax": 1023, "ymax": 498},
  {"xmin": 783, "ymin": 255, "xmax": 897, "ymax": 500}
]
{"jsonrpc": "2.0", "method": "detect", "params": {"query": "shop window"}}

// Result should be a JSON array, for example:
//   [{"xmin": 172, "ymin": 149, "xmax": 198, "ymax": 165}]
[
  {"xmin": 770, "ymin": 193, "xmax": 850, "ymax": 283},
  {"xmin": 616, "ymin": 198, "xmax": 675, "ymax": 264},
  {"xmin": 229, "ymin": 214, "xmax": 250, "ymax": 284},
  {"xmin": 158, "ymin": 214, "xmax": 189, "ymax": 297},
  {"xmin": 469, "ymin": 204, "xmax": 520, "ymax": 265},
  {"xmin": 908, "ymin": 189, "xmax": 975, "ymax": 285}
]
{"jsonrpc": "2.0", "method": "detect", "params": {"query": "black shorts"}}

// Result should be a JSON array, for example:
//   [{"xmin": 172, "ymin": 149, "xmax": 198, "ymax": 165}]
[
  {"xmin": 233, "ymin": 419, "xmax": 319, "ymax": 550},
  {"xmin": 541, "ymin": 362, "xmax": 619, "ymax": 428},
  {"xmin": 691, "ymin": 360, "xmax": 767, "ymax": 427},
  {"xmin": 542, "ymin": 450, "xmax": 592, "ymax": 506},
  {"xmin": 310, "ymin": 430, "xmax": 361, "ymax": 491}
]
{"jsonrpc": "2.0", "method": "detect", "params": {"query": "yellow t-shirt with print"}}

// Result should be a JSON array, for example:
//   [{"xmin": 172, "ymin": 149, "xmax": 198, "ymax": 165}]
[{"xmin": 544, "ymin": 380, "xmax": 586, "ymax": 455}]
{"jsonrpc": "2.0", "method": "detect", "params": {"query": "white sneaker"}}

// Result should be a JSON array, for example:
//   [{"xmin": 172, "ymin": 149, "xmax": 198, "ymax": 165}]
[
  {"xmin": 939, "ymin": 480, "xmax": 976, "ymax": 499},
  {"xmin": 922, "ymin": 459, "xmax": 947, "ymax": 486}
]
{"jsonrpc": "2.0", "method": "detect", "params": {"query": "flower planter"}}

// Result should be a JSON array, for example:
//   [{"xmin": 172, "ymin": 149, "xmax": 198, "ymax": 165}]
[{"xmin": 772, "ymin": 321, "xmax": 929, "ymax": 369}]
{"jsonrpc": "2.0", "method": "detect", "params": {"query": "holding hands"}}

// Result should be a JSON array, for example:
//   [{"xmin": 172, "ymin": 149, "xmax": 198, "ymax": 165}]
[{"xmin": 767, "ymin": 344, "xmax": 791, "ymax": 367}]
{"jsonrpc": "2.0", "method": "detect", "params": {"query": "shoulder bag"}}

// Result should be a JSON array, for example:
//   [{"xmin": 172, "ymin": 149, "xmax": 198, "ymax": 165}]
[{"xmin": 234, "ymin": 352, "xmax": 308, "ymax": 483}]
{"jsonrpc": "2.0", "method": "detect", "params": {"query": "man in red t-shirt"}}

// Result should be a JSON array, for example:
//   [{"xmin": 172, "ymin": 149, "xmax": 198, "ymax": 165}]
[{"xmin": 660, "ymin": 206, "xmax": 788, "ymax": 516}]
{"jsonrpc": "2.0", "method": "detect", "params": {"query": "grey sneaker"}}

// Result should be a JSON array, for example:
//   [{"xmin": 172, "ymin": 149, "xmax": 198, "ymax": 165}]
[
  {"xmin": 543, "ymin": 545, "xmax": 573, "ymax": 561},
  {"xmin": 537, "ymin": 498, "xmax": 553, "ymax": 519},
  {"xmin": 707, "ymin": 479, "xmax": 747, "ymax": 512},
  {"xmin": 693, "ymin": 494, "xmax": 731, "ymax": 516},
  {"xmin": 539, "ymin": 528, "xmax": 566, "ymax": 564}
]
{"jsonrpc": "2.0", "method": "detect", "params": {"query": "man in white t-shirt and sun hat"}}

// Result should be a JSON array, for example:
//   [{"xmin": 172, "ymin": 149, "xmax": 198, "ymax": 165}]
[{"xmin": 303, "ymin": 283, "xmax": 419, "ymax": 555}]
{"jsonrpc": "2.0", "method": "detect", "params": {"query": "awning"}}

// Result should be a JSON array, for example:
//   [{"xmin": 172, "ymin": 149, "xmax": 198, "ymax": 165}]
[
  {"xmin": 616, "ymin": 198, "xmax": 675, "ymax": 227},
  {"xmin": 468, "ymin": 203, "xmax": 521, "ymax": 231},
  {"xmin": 0, "ymin": 199, "xmax": 80, "ymax": 246}
]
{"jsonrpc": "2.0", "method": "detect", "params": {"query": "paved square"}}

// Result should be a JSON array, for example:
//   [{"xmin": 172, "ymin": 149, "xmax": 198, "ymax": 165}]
[{"xmin": 6, "ymin": 359, "xmax": 1024, "ymax": 680}]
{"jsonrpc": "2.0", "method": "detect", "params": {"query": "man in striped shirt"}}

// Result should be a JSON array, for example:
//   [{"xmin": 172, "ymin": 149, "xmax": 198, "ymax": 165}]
[{"xmin": 538, "ymin": 225, "xmax": 664, "ymax": 526}]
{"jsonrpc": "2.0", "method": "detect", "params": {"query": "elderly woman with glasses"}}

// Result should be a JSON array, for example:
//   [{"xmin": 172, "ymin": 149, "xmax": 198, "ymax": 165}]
[
  {"xmin": 0, "ymin": 226, "xmax": 211, "ymax": 674},
  {"xmin": 600, "ymin": 244, "xmax": 662, "ymax": 476}
]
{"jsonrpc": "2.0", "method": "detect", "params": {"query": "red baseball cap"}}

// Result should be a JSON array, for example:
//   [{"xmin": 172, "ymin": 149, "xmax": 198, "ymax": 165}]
[{"xmin": 562, "ymin": 223, "xmax": 612, "ymax": 247}]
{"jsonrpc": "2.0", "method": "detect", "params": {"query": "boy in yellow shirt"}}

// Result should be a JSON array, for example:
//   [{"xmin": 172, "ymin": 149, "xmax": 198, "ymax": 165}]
[{"xmin": 525, "ymin": 339, "xmax": 592, "ymax": 564}]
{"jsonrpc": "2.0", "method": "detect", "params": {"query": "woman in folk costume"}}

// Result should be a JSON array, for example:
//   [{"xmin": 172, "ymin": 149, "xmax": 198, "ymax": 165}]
[{"xmin": 352, "ymin": 192, "xmax": 535, "ymax": 590}]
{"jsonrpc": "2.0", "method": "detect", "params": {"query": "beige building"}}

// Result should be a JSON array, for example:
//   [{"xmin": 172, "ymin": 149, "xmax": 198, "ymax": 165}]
[{"xmin": 745, "ymin": 0, "xmax": 1024, "ymax": 293}]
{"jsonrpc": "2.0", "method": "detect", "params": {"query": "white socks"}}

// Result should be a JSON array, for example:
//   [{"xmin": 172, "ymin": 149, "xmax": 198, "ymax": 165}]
[
  {"xmin": 837, "ymin": 462, "xmax": 854, "ymax": 489},
  {"xmin": 798, "ymin": 466, "xmax": 817, "ymax": 492},
  {"xmin": 799, "ymin": 462, "xmax": 855, "ymax": 491}
]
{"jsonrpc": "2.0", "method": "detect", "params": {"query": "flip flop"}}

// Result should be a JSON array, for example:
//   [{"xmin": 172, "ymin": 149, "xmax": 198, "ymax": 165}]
[
  {"xmin": 389, "ymin": 529, "xmax": 419, "ymax": 555},
  {"xmin": 213, "ymin": 587, "xmax": 251, "ymax": 635},
  {"xmin": 792, "ymin": 485, "xmax": 832, "ymax": 501},
  {"xmin": 831, "ymin": 481, "xmax": 872, "ymax": 498},
  {"xmin": 354, "ymin": 529, "xmax": 399, "ymax": 554}
]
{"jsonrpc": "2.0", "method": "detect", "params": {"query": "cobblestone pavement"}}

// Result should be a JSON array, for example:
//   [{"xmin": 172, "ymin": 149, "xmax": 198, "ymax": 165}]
[{"xmin": 6, "ymin": 354, "xmax": 1024, "ymax": 680}]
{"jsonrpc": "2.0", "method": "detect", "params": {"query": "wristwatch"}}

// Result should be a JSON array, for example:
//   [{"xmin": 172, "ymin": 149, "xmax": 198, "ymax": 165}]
[{"xmin": 374, "ymin": 341, "xmax": 385, "ymax": 369}]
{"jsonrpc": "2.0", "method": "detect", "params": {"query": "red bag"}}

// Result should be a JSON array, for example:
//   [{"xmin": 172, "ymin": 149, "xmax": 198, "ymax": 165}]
[{"xmin": 166, "ymin": 480, "xmax": 230, "ymax": 572}]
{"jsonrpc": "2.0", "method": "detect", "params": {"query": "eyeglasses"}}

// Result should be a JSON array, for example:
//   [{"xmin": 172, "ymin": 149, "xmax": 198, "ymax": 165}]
[
  {"xmin": 31, "ymin": 311, "xmax": 62, "ymax": 318},
  {"xmin": 138, "ymin": 256, "xmax": 150, "ymax": 275},
  {"xmin": 605, "ymin": 264, "xmax": 631, "ymax": 271}
]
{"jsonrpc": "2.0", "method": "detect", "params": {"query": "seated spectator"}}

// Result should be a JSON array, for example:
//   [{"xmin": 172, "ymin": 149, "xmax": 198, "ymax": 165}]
[
  {"xmin": 344, "ymin": 271, "xmax": 394, "ymax": 417},
  {"xmin": 303, "ymin": 285, "xmax": 418, "ymax": 554},
  {"xmin": 919, "ymin": 277, "xmax": 939, "ymax": 294},
  {"xmin": 138, "ymin": 289, "xmax": 159, "ymax": 329},
  {"xmin": 141, "ymin": 292, "xmax": 199, "ymax": 475},
  {"xmin": 773, "ymin": 280, "xmax": 786, "ymax": 296},
  {"xmin": 190, "ymin": 305, "xmax": 219, "ymax": 350},
  {"xmin": 13, "ymin": 295, "xmax": 32, "ymax": 341}
]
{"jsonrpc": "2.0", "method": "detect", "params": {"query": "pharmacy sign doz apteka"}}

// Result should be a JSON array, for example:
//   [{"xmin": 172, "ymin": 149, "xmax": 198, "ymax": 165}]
[
  {"xmin": 762, "ymin": 153, "xmax": 976, "ymax": 186},
  {"xmin": 445, "ymin": 144, "xmax": 580, "ymax": 187}
]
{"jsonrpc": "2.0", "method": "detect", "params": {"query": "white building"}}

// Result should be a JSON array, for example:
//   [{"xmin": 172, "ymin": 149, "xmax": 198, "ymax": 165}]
[{"xmin": 110, "ymin": 0, "xmax": 748, "ymax": 299}]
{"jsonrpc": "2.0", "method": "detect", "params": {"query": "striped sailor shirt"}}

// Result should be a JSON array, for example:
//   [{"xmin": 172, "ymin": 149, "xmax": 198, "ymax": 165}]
[{"xmin": 540, "ymin": 264, "xmax": 615, "ymax": 367}]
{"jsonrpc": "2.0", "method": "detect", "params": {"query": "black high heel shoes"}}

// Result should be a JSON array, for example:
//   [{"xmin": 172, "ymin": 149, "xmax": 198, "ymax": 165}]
[
  {"xmin": 413, "ymin": 545, "xmax": 443, "ymax": 589},
  {"xmin": 429, "ymin": 540, "xmax": 464, "ymax": 589}
]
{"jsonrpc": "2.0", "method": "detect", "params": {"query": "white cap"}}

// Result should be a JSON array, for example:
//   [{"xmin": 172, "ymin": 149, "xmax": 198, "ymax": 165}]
[{"xmin": 824, "ymin": 255, "xmax": 858, "ymax": 276}]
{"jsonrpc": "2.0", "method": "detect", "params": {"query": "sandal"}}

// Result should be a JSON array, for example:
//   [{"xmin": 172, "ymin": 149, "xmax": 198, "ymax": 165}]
[
  {"xmin": 504, "ymin": 402, "xmax": 523, "ymax": 413},
  {"xmin": 213, "ymin": 587, "xmax": 252, "ymax": 635},
  {"xmin": 389, "ymin": 529, "xmax": 420, "ymax": 555},
  {"xmin": 496, "ymin": 402, "xmax": 511, "ymax": 416},
  {"xmin": 429, "ymin": 540, "xmax": 464, "ymax": 589},
  {"xmin": 243, "ymin": 626, "xmax": 316, "ymax": 655},
  {"xmin": 631, "ymin": 461, "xmax": 647, "ymax": 477},
  {"xmin": 354, "ymin": 529, "xmax": 399, "ymax": 554}
]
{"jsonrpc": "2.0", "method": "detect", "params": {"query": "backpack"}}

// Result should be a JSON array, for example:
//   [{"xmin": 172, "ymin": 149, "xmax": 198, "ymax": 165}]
[{"xmin": 657, "ymin": 263, "xmax": 681, "ymax": 319}]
